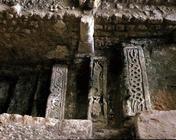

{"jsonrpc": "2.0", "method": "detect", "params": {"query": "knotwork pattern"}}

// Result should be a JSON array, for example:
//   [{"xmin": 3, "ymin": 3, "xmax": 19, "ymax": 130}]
[
  {"xmin": 46, "ymin": 65, "xmax": 67, "ymax": 120},
  {"xmin": 124, "ymin": 45, "xmax": 151, "ymax": 116},
  {"xmin": 127, "ymin": 48, "xmax": 145, "ymax": 113}
]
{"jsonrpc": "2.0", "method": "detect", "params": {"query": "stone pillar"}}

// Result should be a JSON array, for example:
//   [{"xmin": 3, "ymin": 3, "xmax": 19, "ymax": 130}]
[
  {"xmin": 88, "ymin": 57, "xmax": 107, "ymax": 128},
  {"xmin": 123, "ymin": 44, "xmax": 152, "ymax": 116},
  {"xmin": 79, "ymin": 15, "xmax": 94, "ymax": 54},
  {"xmin": 46, "ymin": 65, "xmax": 68, "ymax": 120}
]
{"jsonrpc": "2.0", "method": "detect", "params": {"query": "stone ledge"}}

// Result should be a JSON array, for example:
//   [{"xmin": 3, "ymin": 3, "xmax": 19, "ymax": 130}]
[
  {"xmin": 106, "ymin": 0, "xmax": 176, "ymax": 6},
  {"xmin": 0, "ymin": 113, "xmax": 59, "ymax": 126},
  {"xmin": 96, "ymin": 4, "xmax": 176, "ymax": 25},
  {"xmin": 135, "ymin": 110, "xmax": 176, "ymax": 139}
]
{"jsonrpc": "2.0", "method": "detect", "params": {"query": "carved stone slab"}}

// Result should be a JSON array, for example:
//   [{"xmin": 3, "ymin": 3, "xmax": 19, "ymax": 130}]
[
  {"xmin": 123, "ymin": 45, "xmax": 151, "ymax": 116},
  {"xmin": 46, "ymin": 65, "xmax": 68, "ymax": 120},
  {"xmin": 88, "ymin": 57, "xmax": 107, "ymax": 127}
]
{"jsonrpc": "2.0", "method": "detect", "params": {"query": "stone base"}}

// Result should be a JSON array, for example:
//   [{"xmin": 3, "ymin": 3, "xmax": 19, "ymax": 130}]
[
  {"xmin": 0, "ymin": 113, "xmax": 93, "ymax": 139},
  {"xmin": 135, "ymin": 110, "xmax": 176, "ymax": 139},
  {"xmin": 61, "ymin": 119, "xmax": 92, "ymax": 138}
]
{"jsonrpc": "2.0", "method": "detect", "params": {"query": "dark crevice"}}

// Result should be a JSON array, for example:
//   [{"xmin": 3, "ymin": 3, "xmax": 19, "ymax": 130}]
[
  {"xmin": 75, "ymin": 58, "xmax": 90, "ymax": 119},
  {"xmin": 0, "ymin": 65, "xmax": 51, "ymax": 117}
]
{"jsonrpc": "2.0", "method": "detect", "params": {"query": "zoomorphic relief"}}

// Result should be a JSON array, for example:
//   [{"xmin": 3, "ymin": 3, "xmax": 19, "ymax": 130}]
[
  {"xmin": 46, "ymin": 65, "xmax": 68, "ymax": 120},
  {"xmin": 123, "ymin": 45, "xmax": 151, "ymax": 116},
  {"xmin": 88, "ymin": 57, "xmax": 107, "ymax": 127}
]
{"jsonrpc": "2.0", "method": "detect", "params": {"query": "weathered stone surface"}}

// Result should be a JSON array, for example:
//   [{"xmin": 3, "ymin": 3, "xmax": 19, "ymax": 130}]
[
  {"xmin": 107, "ymin": 0, "xmax": 176, "ymax": 5},
  {"xmin": 123, "ymin": 44, "xmax": 151, "ymax": 116},
  {"xmin": 0, "ymin": 113, "xmax": 59, "ymax": 127},
  {"xmin": 46, "ymin": 45, "xmax": 69, "ymax": 59},
  {"xmin": 79, "ymin": 15, "xmax": 94, "ymax": 54},
  {"xmin": 0, "ymin": 0, "xmax": 175, "ymax": 139},
  {"xmin": 0, "ymin": 114, "xmax": 93, "ymax": 139},
  {"xmin": 135, "ymin": 110, "xmax": 176, "ymax": 139},
  {"xmin": 0, "ymin": 113, "xmax": 61, "ymax": 139},
  {"xmin": 46, "ymin": 65, "xmax": 68, "ymax": 120},
  {"xmin": 61, "ymin": 119, "xmax": 93, "ymax": 138},
  {"xmin": 88, "ymin": 57, "xmax": 107, "ymax": 128},
  {"xmin": 0, "ymin": 0, "xmax": 71, "ymax": 12},
  {"xmin": 143, "ymin": 43, "xmax": 176, "ymax": 111}
]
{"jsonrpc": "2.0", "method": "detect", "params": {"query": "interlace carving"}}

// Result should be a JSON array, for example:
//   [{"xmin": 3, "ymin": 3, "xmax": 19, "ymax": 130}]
[
  {"xmin": 123, "ymin": 45, "xmax": 151, "ymax": 116},
  {"xmin": 46, "ymin": 65, "xmax": 67, "ymax": 120}
]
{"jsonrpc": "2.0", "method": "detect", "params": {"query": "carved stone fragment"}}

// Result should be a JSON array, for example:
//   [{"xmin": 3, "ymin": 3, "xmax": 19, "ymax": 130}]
[
  {"xmin": 123, "ymin": 45, "xmax": 151, "ymax": 116},
  {"xmin": 46, "ymin": 65, "xmax": 68, "ymax": 120},
  {"xmin": 88, "ymin": 57, "xmax": 107, "ymax": 127}
]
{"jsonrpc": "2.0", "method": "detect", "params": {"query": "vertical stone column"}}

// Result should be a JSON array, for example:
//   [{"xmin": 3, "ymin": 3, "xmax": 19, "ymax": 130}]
[
  {"xmin": 123, "ymin": 45, "xmax": 152, "ymax": 116},
  {"xmin": 79, "ymin": 15, "xmax": 94, "ymax": 54},
  {"xmin": 46, "ymin": 65, "xmax": 68, "ymax": 120},
  {"xmin": 88, "ymin": 57, "xmax": 107, "ymax": 127}
]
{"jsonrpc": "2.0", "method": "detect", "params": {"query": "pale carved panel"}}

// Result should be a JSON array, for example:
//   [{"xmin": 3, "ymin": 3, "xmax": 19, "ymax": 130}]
[
  {"xmin": 46, "ymin": 65, "xmax": 67, "ymax": 120},
  {"xmin": 88, "ymin": 57, "xmax": 107, "ymax": 127},
  {"xmin": 123, "ymin": 45, "xmax": 151, "ymax": 116}
]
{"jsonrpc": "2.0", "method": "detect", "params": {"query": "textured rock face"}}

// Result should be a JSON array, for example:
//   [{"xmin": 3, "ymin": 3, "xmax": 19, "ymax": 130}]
[
  {"xmin": 143, "ymin": 43, "xmax": 176, "ymax": 110},
  {"xmin": 0, "ymin": 0, "xmax": 175, "ymax": 139},
  {"xmin": 61, "ymin": 120, "xmax": 93, "ymax": 138},
  {"xmin": 0, "ymin": 113, "xmax": 93, "ymax": 139},
  {"xmin": 135, "ymin": 110, "xmax": 176, "ymax": 139},
  {"xmin": 0, "ymin": 113, "xmax": 61, "ymax": 139},
  {"xmin": 0, "ymin": 0, "xmax": 72, "ymax": 11},
  {"xmin": 0, "ymin": 113, "xmax": 59, "ymax": 126}
]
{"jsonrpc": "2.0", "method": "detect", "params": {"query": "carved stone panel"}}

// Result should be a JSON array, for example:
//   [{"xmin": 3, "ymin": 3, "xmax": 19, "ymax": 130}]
[
  {"xmin": 123, "ymin": 45, "xmax": 151, "ymax": 116},
  {"xmin": 88, "ymin": 57, "xmax": 107, "ymax": 127},
  {"xmin": 46, "ymin": 65, "xmax": 68, "ymax": 120}
]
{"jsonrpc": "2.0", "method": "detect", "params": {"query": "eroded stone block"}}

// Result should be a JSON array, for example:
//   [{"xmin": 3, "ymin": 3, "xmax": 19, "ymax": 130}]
[
  {"xmin": 135, "ymin": 110, "xmax": 176, "ymax": 139},
  {"xmin": 61, "ymin": 119, "xmax": 93, "ymax": 138},
  {"xmin": 0, "ymin": 113, "xmax": 59, "ymax": 127},
  {"xmin": 123, "ymin": 45, "xmax": 151, "ymax": 116},
  {"xmin": 0, "ymin": 113, "xmax": 60, "ymax": 139}
]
